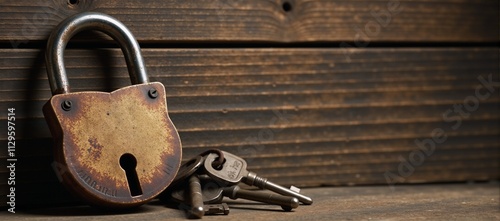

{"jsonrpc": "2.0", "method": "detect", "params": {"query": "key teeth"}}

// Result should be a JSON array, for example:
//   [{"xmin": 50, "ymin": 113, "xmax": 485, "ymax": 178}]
[
  {"xmin": 203, "ymin": 203, "xmax": 230, "ymax": 215},
  {"xmin": 222, "ymin": 203, "xmax": 230, "ymax": 215},
  {"xmin": 290, "ymin": 185, "xmax": 301, "ymax": 193}
]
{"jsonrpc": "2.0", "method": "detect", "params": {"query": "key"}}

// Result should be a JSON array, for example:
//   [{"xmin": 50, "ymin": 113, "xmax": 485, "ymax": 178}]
[
  {"xmin": 158, "ymin": 156, "xmax": 204, "ymax": 203},
  {"xmin": 204, "ymin": 203, "xmax": 230, "ymax": 215},
  {"xmin": 171, "ymin": 175, "xmax": 224, "ymax": 204},
  {"xmin": 163, "ymin": 150, "xmax": 224, "ymax": 192},
  {"xmin": 172, "ymin": 155, "xmax": 204, "ymax": 186},
  {"xmin": 223, "ymin": 185, "xmax": 299, "ymax": 211},
  {"xmin": 290, "ymin": 185, "xmax": 301, "ymax": 193},
  {"xmin": 204, "ymin": 151, "xmax": 313, "ymax": 205},
  {"xmin": 187, "ymin": 175, "xmax": 204, "ymax": 219},
  {"xmin": 171, "ymin": 175, "xmax": 299, "ymax": 211}
]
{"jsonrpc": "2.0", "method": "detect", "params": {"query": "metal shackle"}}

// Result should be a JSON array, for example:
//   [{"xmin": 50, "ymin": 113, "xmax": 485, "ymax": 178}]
[{"xmin": 46, "ymin": 12, "xmax": 149, "ymax": 95}]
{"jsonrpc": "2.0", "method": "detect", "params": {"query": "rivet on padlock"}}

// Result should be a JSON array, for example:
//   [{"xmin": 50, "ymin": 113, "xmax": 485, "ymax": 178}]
[{"xmin": 43, "ymin": 12, "xmax": 182, "ymax": 208}]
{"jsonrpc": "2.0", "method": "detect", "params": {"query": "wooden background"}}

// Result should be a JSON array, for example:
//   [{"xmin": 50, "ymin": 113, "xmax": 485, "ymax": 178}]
[{"xmin": 0, "ymin": 0, "xmax": 499, "ymax": 206}]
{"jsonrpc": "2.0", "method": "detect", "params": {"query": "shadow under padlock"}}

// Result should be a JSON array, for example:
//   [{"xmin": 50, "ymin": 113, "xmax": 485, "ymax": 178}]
[{"xmin": 40, "ymin": 12, "xmax": 182, "ymax": 209}]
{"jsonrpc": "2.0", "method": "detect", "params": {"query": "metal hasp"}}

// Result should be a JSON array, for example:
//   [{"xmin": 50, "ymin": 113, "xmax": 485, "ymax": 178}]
[{"xmin": 45, "ymin": 12, "xmax": 149, "ymax": 95}]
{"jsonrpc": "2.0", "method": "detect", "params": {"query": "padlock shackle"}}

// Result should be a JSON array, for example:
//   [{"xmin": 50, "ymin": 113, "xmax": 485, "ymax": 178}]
[{"xmin": 46, "ymin": 12, "xmax": 149, "ymax": 95}]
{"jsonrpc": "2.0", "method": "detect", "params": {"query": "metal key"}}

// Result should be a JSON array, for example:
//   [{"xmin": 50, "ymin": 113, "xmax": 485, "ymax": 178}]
[
  {"xmin": 187, "ymin": 175, "xmax": 204, "ymax": 219},
  {"xmin": 171, "ymin": 186, "xmax": 222, "ymax": 204},
  {"xmin": 204, "ymin": 151, "xmax": 313, "ymax": 205},
  {"xmin": 173, "ymin": 156, "xmax": 204, "ymax": 186},
  {"xmin": 171, "ymin": 175, "xmax": 224, "ymax": 204},
  {"xmin": 223, "ymin": 185, "xmax": 299, "ymax": 211},
  {"xmin": 171, "ymin": 175, "xmax": 299, "ymax": 211},
  {"xmin": 158, "ymin": 156, "xmax": 204, "ymax": 203},
  {"xmin": 204, "ymin": 203, "xmax": 230, "ymax": 215}
]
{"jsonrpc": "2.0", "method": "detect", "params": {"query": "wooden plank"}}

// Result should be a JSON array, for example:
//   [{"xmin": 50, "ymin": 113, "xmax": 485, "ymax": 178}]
[
  {"xmin": 1, "ymin": 146, "xmax": 498, "ymax": 184},
  {"xmin": 0, "ymin": 0, "xmax": 498, "ymax": 44},
  {"xmin": 0, "ymin": 183, "xmax": 498, "ymax": 220},
  {"xmin": 0, "ymin": 48, "xmax": 498, "ymax": 206}
]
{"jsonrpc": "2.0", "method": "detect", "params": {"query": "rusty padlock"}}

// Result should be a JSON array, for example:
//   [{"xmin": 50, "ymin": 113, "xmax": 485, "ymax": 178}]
[{"xmin": 42, "ymin": 12, "xmax": 182, "ymax": 208}]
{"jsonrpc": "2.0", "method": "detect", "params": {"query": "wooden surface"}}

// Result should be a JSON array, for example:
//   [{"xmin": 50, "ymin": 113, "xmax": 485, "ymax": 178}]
[
  {"xmin": 0, "ymin": 0, "xmax": 499, "ymax": 208},
  {"xmin": 0, "ymin": 183, "xmax": 498, "ymax": 220},
  {"xmin": 0, "ymin": 48, "xmax": 499, "ymax": 205},
  {"xmin": 0, "ymin": 0, "xmax": 498, "ymax": 43}
]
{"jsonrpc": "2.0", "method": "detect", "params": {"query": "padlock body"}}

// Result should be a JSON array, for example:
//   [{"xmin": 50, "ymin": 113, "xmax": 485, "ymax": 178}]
[{"xmin": 43, "ymin": 82, "xmax": 182, "ymax": 208}]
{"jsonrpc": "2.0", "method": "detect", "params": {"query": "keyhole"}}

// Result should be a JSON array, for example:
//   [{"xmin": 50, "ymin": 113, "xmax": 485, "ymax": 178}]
[{"xmin": 119, "ymin": 153, "xmax": 143, "ymax": 196}]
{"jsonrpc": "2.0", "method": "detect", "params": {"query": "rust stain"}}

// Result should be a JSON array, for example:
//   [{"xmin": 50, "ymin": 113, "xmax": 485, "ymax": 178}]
[
  {"xmin": 87, "ymin": 137, "xmax": 103, "ymax": 160},
  {"xmin": 44, "ymin": 82, "xmax": 182, "ymax": 208}
]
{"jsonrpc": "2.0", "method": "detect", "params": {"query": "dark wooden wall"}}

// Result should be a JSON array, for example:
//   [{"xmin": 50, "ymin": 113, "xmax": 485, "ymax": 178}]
[{"xmin": 0, "ymin": 0, "xmax": 499, "ymax": 206}]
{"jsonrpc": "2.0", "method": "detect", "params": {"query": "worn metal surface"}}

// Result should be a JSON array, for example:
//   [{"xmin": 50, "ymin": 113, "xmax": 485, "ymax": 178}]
[
  {"xmin": 46, "ymin": 12, "xmax": 148, "ymax": 95},
  {"xmin": 0, "ymin": 183, "xmax": 498, "ymax": 220},
  {"xmin": 39, "ymin": 11, "xmax": 183, "ymax": 208},
  {"xmin": 43, "ymin": 82, "xmax": 182, "ymax": 208}
]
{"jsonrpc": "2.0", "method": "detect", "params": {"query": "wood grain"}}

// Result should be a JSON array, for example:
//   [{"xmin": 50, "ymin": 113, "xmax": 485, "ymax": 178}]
[
  {"xmin": 0, "ymin": 0, "xmax": 498, "ymax": 44},
  {"xmin": 0, "ymin": 48, "xmax": 498, "ymax": 206},
  {"xmin": 1, "ymin": 184, "xmax": 498, "ymax": 220}
]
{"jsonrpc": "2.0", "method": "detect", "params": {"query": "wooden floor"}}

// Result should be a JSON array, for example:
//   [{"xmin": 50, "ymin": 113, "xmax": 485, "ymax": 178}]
[{"xmin": 1, "ymin": 183, "xmax": 498, "ymax": 220}]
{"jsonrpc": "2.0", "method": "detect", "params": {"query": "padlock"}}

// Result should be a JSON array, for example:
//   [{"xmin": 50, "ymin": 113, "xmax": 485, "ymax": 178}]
[{"xmin": 42, "ymin": 12, "xmax": 182, "ymax": 208}]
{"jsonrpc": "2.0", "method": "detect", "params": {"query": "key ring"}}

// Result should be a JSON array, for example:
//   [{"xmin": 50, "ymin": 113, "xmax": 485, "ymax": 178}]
[{"xmin": 197, "ymin": 149, "xmax": 225, "ymax": 168}]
